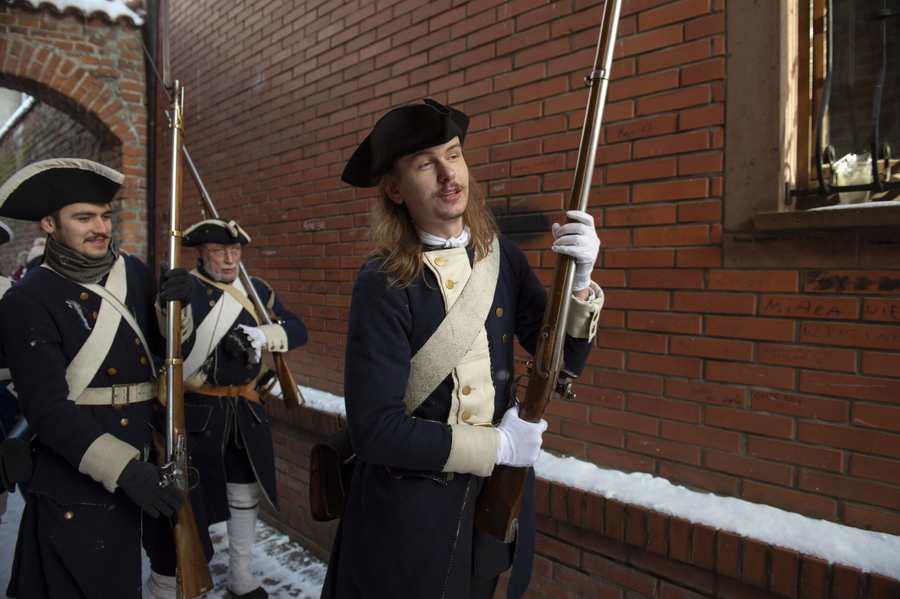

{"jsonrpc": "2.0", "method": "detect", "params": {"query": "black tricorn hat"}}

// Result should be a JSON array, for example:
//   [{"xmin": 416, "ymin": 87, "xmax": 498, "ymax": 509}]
[
  {"xmin": 0, "ymin": 221, "xmax": 12, "ymax": 246},
  {"xmin": 183, "ymin": 219, "xmax": 252, "ymax": 247},
  {"xmin": 341, "ymin": 99, "xmax": 470, "ymax": 188},
  {"xmin": 0, "ymin": 158, "xmax": 124, "ymax": 221}
]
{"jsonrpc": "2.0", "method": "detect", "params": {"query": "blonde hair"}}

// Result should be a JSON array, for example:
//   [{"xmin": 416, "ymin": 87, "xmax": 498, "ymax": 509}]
[{"xmin": 368, "ymin": 172, "xmax": 497, "ymax": 289}]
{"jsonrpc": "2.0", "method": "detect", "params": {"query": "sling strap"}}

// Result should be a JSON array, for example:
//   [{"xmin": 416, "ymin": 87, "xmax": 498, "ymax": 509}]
[
  {"xmin": 183, "ymin": 271, "xmax": 251, "ymax": 381},
  {"xmin": 191, "ymin": 269, "xmax": 260, "ymax": 323},
  {"xmin": 403, "ymin": 237, "xmax": 500, "ymax": 415},
  {"xmin": 43, "ymin": 257, "xmax": 155, "ymax": 402}
]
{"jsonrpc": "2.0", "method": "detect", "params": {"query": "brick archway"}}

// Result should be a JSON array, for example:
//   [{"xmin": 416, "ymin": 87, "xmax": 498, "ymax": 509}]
[{"xmin": 0, "ymin": 5, "xmax": 149, "ymax": 258}]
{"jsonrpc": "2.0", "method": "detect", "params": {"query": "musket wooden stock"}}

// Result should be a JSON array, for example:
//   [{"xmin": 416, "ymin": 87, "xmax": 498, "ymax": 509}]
[
  {"xmin": 165, "ymin": 79, "xmax": 214, "ymax": 598},
  {"xmin": 474, "ymin": 0, "xmax": 623, "ymax": 544}
]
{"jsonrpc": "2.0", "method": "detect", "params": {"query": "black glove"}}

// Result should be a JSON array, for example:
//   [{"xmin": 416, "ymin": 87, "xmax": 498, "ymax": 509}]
[
  {"xmin": 224, "ymin": 327, "xmax": 251, "ymax": 358},
  {"xmin": 158, "ymin": 260, "xmax": 195, "ymax": 305},
  {"xmin": 117, "ymin": 459, "xmax": 186, "ymax": 518}
]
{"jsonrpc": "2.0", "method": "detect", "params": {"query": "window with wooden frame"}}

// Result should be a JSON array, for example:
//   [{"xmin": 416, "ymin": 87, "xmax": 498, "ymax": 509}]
[
  {"xmin": 790, "ymin": 0, "xmax": 899, "ymax": 206},
  {"xmin": 723, "ymin": 1, "xmax": 900, "ymax": 268}
]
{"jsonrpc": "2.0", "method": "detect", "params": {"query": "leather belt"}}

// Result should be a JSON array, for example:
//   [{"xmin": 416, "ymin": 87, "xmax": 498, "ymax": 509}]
[
  {"xmin": 195, "ymin": 381, "xmax": 260, "ymax": 404},
  {"xmin": 75, "ymin": 381, "xmax": 158, "ymax": 406}
]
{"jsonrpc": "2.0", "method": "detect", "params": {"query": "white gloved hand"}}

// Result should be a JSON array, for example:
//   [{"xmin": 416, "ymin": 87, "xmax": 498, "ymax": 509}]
[
  {"xmin": 551, "ymin": 209, "xmax": 600, "ymax": 292},
  {"xmin": 238, "ymin": 324, "xmax": 267, "ymax": 364},
  {"xmin": 495, "ymin": 406, "xmax": 548, "ymax": 467}
]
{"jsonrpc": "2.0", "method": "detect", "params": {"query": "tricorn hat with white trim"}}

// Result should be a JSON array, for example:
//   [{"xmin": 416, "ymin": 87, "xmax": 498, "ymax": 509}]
[
  {"xmin": 183, "ymin": 219, "xmax": 252, "ymax": 246},
  {"xmin": 0, "ymin": 158, "xmax": 124, "ymax": 221},
  {"xmin": 0, "ymin": 221, "xmax": 13, "ymax": 246}
]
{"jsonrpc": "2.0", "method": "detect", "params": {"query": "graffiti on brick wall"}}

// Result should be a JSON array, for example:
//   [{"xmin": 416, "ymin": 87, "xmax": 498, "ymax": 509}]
[
  {"xmin": 760, "ymin": 298, "xmax": 849, "ymax": 318},
  {"xmin": 806, "ymin": 271, "xmax": 900, "ymax": 293}
]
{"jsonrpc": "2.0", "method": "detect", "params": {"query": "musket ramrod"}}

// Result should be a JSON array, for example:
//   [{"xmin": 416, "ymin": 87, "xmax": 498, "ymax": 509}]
[{"xmin": 473, "ymin": 0, "xmax": 623, "ymax": 543}]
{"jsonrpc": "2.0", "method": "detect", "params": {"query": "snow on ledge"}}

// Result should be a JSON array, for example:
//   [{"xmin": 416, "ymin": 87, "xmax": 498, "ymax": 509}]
[
  {"xmin": 288, "ymin": 385, "xmax": 900, "ymax": 579},
  {"xmin": 534, "ymin": 452, "xmax": 900, "ymax": 579}
]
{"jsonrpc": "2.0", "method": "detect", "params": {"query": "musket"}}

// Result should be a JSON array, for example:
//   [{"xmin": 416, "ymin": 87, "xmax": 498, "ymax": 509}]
[
  {"xmin": 159, "ymin": 1, "xmax": 214, "ymax": 596},
  {"xmin": 184, "ymin": 155, "xmax": 305, "ymax": 408},
  {"xmin": 139, "ymin": 37, "xmax": 305, "ymax": 410},
  {"xmin": 473, "ymin": 0, "xmax": 622, "ymax": 543}
]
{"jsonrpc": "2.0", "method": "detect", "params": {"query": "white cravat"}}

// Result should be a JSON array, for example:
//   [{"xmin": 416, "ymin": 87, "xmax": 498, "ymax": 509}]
[{"xmin": 417, "ymin": 226, "xmax": 471, "ymax": 249}]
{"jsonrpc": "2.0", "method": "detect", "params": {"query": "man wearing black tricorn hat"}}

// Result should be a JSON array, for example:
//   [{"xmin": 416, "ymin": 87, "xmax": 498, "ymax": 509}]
[
  {"xmin": 0, "ymin": 158, "xmax": 196, "ymax": 599},
  {"xmin": 321, "ymin": 100, "xmax": 604, "ymax": 598},
  {"xmin": 144, "ymin": 218, "xmax": 307, "ymax": 599}
]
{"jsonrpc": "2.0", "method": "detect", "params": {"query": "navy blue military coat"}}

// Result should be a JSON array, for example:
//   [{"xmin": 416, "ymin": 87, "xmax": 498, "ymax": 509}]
[
  {"xmin": 321, "ymin": 236, "xmax": 598, "ymax": 599},
  {"xmin": 183, "ymin": 273, "xmax": 307, "ymax": 523},
  {"xmin": 0, "ymin": 256, "xmax": 165, "ymax": 599}
]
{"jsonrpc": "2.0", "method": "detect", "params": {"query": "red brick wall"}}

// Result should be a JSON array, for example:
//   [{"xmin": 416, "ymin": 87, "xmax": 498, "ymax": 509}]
[
  {"xmin": 153, "ymin": 0, "xmax": 900, "ymax": 595},
  {"xmin": 0, "ymin": 5, "xmax": 149, "ymax": 259}
]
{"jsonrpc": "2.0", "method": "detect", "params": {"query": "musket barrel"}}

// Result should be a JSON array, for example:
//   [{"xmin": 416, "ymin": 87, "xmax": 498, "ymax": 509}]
[
  {"xmin": 474, "ymin": 0, "xmax": 623, "ymax": 543},
  {"xmin": 165, "ymin": 82, "xmax": 184, "ymax": 464}
]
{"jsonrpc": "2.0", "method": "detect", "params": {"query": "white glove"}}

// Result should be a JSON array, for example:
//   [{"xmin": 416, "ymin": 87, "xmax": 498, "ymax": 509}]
[
  {"xmin": 551, "ymin": 209, "xmax": 600, "ymax": 292},
  {"xmin": 495, "ymin": 406, "xmax": 548, "ymax": 467},
  {"xmin": 238, "ymin": 324, "xmax": 267, "ymax": 364}
]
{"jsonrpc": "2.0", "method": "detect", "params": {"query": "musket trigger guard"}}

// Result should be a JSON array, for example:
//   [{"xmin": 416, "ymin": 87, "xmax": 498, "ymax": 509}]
[{"xmin": 509, "ymin": 373, "xmax": 529, "ymax": 406}]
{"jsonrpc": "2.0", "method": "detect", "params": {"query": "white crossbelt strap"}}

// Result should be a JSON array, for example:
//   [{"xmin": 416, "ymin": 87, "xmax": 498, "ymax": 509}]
[
  {"xmin": 43, "ymin": 258, "xmax": 155, "ymax": 402},
  {"xmin": 182, "ymin": 274, "xmax": 249, "ymax": 381},
  {"xmin": 404, "ymin": 237, "xmax": 501, "ymax": 415}
]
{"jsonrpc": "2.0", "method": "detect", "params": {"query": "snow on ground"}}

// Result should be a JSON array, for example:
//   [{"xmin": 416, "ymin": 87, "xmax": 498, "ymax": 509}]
[{"xmin": 0, "ymin": 488, "xmax": 328, "ymax": 598}]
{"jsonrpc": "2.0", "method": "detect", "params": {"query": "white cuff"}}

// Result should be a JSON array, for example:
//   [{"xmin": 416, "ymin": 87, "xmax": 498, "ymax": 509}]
[
  {"xmin": 442, "ymin": 424, "xmax": 498, "ymax": 477},
  {"xmin": 78, "ymin": 433, "xmax": 141, "ymax": 493},
  {"xmin": 566, "ymin": 281, "xmax": 604, "ymax": 340}
]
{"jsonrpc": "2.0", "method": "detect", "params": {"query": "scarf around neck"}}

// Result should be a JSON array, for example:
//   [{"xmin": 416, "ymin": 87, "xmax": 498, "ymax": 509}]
[{"xmin": 43, "ymin": 235, "xmax": 120, "ymax": 284}]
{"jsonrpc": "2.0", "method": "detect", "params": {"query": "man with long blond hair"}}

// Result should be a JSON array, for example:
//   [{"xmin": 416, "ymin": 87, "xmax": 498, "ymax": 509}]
[{"xmin": 321, "ymin": 99, "xmax": 604, "ymax": 599}]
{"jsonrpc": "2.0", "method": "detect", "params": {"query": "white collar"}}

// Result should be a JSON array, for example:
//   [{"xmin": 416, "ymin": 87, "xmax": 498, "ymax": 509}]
[{"xmin": 417, "ymin": 225, "xmax": 470, "ymax": 249}]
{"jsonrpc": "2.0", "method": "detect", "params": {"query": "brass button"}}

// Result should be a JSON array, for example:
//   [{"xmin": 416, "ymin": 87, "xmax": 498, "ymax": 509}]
[
  {"xmin": 153, "ymin": 403, "xmax": 159, "ymax": 411},
  {"xmin": 461, "ymin": 410, "xmax": 472, "ymax": 420},
  {"xmin": 246, "ymin": 363, "xmax": 253, "ymax": 369},
  {"xmin": 141, "ymin": 357, "xmax": 147, "ymax": 364},
  {"xmin": 205, "ymin": 430, "xmax": 212, "ymax": 436},
  {"xmin": 446, "ymin": 472, "xmax": 454, "ymax": 481},
  {"xmin": 120, "ymin": 418, "xmax": 129, "ymax": 426},
  {"xmin": 92, "ymin": 311, "xmax": 98, "ymax": 319},
  {"xmin": 108, "ymin": 504, "xmax": 116, "ymax": 511},
  {"xmin": 114, "ymin": 404, "xmax": 124, "ymax": 410},
  {"xmin": 79, "ymin": 292, "xmax": 89, "ymax": 300},
  {"xmin": 135, "ymin": 338, "xmax": 141, "ymax": 345},
  {"xmin": 394, "ymin": 475, "xmax": 403, "ymax": 480},
  {"xmin": 107, "ymin": 368, "xmax": 117, "ymax": 376},
  {"xmin": 64, "ymin": 511, "xmax": 74, "ymax": 520},
  {"xmin": 445, "ymin": 279, "xmax": 454, "ymax": 289},
  {"xmin": 502, "ymin": 334, "xmax": 508, "ymax": 343},
  {"xmin": 496, "ymin": 308, "xmax": 503, "ymax": 317},
  {"xmin": 209, "ymin": 300, "xmax": 216, "ymax": 307},
  {"xmin": 206, "ymin": 289, "xmax": 213, "ymax": 295},
  {"xmin": 435, "ymin": 257, "xmax": 445, "ymax": 266},
  {"xmin": 461, "ymin": 385, "xmax": 471, "ymax": 395},
  {"xmin": 251, "ymin": 423, "xmax": 257, "ymax": 428}
]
